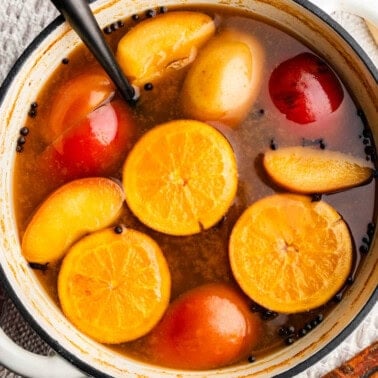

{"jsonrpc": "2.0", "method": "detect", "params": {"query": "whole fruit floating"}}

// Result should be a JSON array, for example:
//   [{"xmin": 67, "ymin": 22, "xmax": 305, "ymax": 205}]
[
  {"xmin": 40, "ymin": 100, "xmax": 136, "ymax": 182},
  {"xmin": 145, "ymin": 283, "xmax": 261, "ymax": 369},
  {"xmin": 47, "ymin": 70, "xmax": 115, "ymax": 141},
  {"xmin": 269, "ymin": 52, "xmax": 344, "ymax": 124},
  {"xmin": 181, "ymin": 29, "xmax": 264, "ymax": 127}
]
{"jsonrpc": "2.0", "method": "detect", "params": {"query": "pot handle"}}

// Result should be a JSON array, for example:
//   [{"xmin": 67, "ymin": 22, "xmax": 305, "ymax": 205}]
[
  {"xmin": 0, "ymin": 328, "xmax": 85, "ymax": 378},
  {"xmin": 309, "ymin": 0, "xmax": 378, "ymax": 26}
]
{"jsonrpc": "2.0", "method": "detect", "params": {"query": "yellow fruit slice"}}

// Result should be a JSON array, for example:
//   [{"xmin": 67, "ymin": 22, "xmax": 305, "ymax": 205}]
[
  {"xmin": 181, "ymin": 30, "xmax": 264, "ymax": 127},
  {"xmin": 123, "ymin": 120, "xmax": 238, "ymax": 235},
  {"xmin": 263, "ymin": 146, "xmax": 373, "ymax": 193},
  {"xmin": 22, "ymin": 178, "xmax": 124, "ymax": 264},
  {"xmin": 116, "ymin": 11, "xmax": 215, "ymax": 86},
  {"xmin": 229, "ymin": 194, "xmax": 352, "ymax": 313},
  {"xmin": 58, "ymin": 226, "xmax": 171, "ymax": 344}
]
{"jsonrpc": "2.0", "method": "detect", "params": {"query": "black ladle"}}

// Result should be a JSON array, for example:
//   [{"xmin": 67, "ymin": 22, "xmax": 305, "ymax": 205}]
[{"xmin": 50, "ymin": 0, "xmax": 138, "ymax": 104}]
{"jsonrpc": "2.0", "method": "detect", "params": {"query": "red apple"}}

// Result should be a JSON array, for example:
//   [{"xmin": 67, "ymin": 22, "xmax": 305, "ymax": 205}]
[
  {"xmin": 40, "ymin": 100, "xmax": 136, "ymax": 182},
  {"xmin": 269, "ymin": 52, "xmax": 344, "ymax": 124},
  {"xmin": 146, "ymin": 283, "xmax": 262, "ymax": 370}
]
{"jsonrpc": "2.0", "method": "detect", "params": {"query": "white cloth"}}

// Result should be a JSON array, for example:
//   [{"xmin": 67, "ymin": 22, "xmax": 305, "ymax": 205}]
[{"xmin": 0, "ymin": 1, "xmax": 377, "ymax": 377}]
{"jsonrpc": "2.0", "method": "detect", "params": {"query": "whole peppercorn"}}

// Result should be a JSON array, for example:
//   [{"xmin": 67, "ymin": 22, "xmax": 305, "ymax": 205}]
[
  {"xmin": 28, "ymin": 108, "xmax": 37, "ymax": 118},
  {"xmin": 316, "ymin": 313, "xmax": 324, "ymax": 323},
  {"xmin": 103, "ymin": 25, "xmax": 112, "ymax": 34},
  {"xmin": 20, "ymin": 127, "xmax": 29, "ymax": 136},
  {"xmin": 114, "ymin": 225, "xmax": 123, "ymax": 234},
  {"xmin": 17, "ymin": 136, "xmax": 26, "ymax": 145},
  {"xmin": 247, "ymin": 355, "xmax": 256, "ymax": 363},
  {"xmin": 144, "ymin": 82, "xmax": 154, "ymax": 91},
  {"xmin": 297, "ymin": 328, "xmax": 307, "ymax": 338},
  {"xmin": 145, "ymin": 9, "xmax": 157, "ymax": 18},
  {"xmin": 270, "ymin": 139, "xmax": 277, "ymax": 150},
  {"xmin": 285, "ymin": 337, "xmax": 295, "ymax": 346}
]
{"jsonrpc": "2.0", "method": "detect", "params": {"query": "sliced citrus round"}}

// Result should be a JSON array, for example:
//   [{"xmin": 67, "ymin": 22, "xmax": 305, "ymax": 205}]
[
  {"xmin": 123, "ymin": 120, "xmax": 238, "ymax": 235},
  {"xmin": 229, "ymin": 194, "xmax": 352, "ymax": 313},
  {"xmin": 58, "ymin": 226, "xmax": 171, "ymax": 344},
  {"xmin": 263, "ymin": 146, "xmax": 373, "ymax": 193}
]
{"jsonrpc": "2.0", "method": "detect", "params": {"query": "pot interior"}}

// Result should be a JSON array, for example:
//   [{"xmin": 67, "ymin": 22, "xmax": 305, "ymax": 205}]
[{"xmin": 0, "ymin": 0, "xmax": 377, "ymax": 377}]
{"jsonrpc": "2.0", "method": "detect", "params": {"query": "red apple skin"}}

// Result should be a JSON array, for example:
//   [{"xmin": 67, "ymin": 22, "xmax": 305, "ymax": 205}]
[
  {"xmin": 40, "ymin": 100, "xmax": 136, "ymax": 183},
  {"xmin": 269, "ymin": 52, "xmax": 344, "ymax": 124},
  {"xmin": 145, "ymin": 283, "xmax": 262, "ymax": 370}
]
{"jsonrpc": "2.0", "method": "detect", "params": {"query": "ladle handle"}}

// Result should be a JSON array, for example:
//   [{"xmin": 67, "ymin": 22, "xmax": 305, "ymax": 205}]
[{"xmin": 50, "ymin": 0, "xmax": 136, "ymax": 103}]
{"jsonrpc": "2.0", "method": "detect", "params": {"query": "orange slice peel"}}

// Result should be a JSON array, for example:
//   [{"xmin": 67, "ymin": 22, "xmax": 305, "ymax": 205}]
[
  {"xmin": 58, "ymin": 227, "xmax": 171, "ymax": 344},
  {"xmin": 123, "ymin": 120, "xmax": 238, "ymax": 235},
  {"xmin": 229, "ymin": 194, "xmax": 353, "ymax": 313}
]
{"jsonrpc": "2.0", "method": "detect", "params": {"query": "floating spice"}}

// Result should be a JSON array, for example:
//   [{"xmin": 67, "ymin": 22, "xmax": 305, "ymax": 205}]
[
  {"xmin": 146, "ymin": 9, "xmax": 157, "ymax": 18},
  {"xmin": 103, "ymin": 25, "xmax": 112, "ymax": 34},
  {"xmin": 285, "ymin": 337, "xmax": 295, "ymax": 345},
  {"xmin": 297, "ymin": 328, "xmax": 307, "ymax": 337},
  {"xmin": 269, "ymin": 138, "xmax": 277, "ymax": 150},
  {"xmin": 357, "ymin": 108, "xmax": 369, "ymax": 128},
  {"xmin": 261, "ymin": 309, "xmax": 278, "ymax": 321},
  {"xmin": 302, "ymin": 137, "xmax": 326, "ymax": 149},
  {"xmin": 28, "ymin": 108, "xmax": 37, "ymax": 118},
  {"xmin": 333, "ymin": 292, "xmax": 343, "ymax": 303},
  {"xmin": 247, "ymin": 355, "xmax": 256, "ymax": 363},
  {"xmin": 17, "ymin": 136, "xmax": 26, "ymax": 145},
  {"xmin": 311, "ymin": 193, "xmax": 322, "ymax": 202},
  {"xmin": 278, "ymin": 325, "xmax": 295, "ymax": 338},
  {"xmin": 29, "ymin": 262, "xmax": 49, "ymax": 271},
  {"xmin": 144, "ymin": 83, "xmax": 154, "ymax": 91},
  {"xmin": 19, "ymin": 127, "xmax": 29, "ymax": 136},
  {"xmin": 114, "ymin": 225, "xmax": 123, "ymax": 234}
]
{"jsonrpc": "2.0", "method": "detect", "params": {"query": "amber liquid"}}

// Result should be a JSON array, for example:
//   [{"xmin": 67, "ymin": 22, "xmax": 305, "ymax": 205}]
[{"xmin": 13, "ymin": 5, "xmax": 376, "ymax": 367}]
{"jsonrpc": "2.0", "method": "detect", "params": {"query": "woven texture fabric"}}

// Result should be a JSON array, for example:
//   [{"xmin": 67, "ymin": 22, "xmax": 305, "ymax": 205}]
[{"xmin": 0, "ymin": 1, "xmax": 377, "ymax": 377}]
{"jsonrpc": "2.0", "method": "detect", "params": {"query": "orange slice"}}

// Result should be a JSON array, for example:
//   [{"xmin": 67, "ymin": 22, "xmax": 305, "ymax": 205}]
[
  {"xmin": 123, "ymin": 120, "xmax": 238, "ymax": 235},
  {"xmin": 263, "ymin": 146, "xmax": 373, "ymax": 193},
  {"xmin": 58, "ymin": 227, "xmax": 171, "ymax": 344},
  {"xmin": 229, "ymin": 194, "xmax": 352, "ymax": 313}
]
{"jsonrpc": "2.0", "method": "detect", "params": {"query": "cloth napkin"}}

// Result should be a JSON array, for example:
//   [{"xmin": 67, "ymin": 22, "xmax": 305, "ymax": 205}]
[{"xmin": 0, "ymin": 1, "xmax": 377, "ymax": 377}]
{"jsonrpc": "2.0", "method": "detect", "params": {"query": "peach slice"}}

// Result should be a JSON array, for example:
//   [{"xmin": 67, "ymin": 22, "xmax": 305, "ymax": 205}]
[
  {"xmin": 22, "ymin": 178, "xmax": 124, "ymax": 264},
  {"xmin": 181, "ymin": 29, "xmax": 264, "ymax": 127},
  {"xmin": 116, "ymin": 11, "xmax": 215, "ymax": 86},
  {"xmin": 263, "ymin": 146, "xmax": 374, "ymax": 193}
]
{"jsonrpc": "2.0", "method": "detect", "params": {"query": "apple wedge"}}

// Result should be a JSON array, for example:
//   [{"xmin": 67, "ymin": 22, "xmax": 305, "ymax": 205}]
[
  {"xmin": 181, "ymin": 29, "xmax": 264, "ymax": 127},
  {"xmin": 22, "ymin": 177, "xmax": 124, "ymax": 264},
  {"xmin": 263, "ymin": 146, "xmax": 374, "ymax": 193},
  {"xmin": 116, "ymin": 11, "xmax": 215, "ymax": 86}
]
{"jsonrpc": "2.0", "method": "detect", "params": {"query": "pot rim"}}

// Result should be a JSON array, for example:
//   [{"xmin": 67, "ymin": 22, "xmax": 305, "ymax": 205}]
[{"xmin": 0, "ymin": 0, "xmax": 376, "ymax": 377}]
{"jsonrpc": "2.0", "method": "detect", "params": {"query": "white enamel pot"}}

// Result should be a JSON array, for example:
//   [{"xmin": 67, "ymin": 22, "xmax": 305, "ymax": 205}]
[{"xmin": 0, "ymin": 0, "xmax": 377, "ymax": 377}]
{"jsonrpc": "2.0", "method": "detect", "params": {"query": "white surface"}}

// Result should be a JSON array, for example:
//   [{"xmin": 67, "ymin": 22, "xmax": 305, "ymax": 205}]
[
  {"xmin": 0, "ymin": 1, "xmax": 376, "ymax": 377},
  {"xmin": 310, "ymin": 0, "xmax": 378, "ymax": 25}
]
